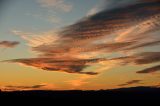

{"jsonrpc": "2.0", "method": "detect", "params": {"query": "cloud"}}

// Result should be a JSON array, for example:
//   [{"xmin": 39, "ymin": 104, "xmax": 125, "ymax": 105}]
[
  {"xmin": 6, "ymin": 0, "xmax": 160, "ymax": 75},
  {"xmin": 118, "ymin": 80, "xmax": 142, "ymax": 87},
  {"xmin": 2, "ymin": 84, "xmax": 46, "ymax": 91},
  {"xmin": 86, "ymin": 0, "xmax": 106, "ymax": 16},
  {"xmin": 104, "ymin": 0, "xmax": 139, "ymax": 11},
  {"xmin": 12, "ymin": 30, "xmax": 59, "ymax": 47},
  {"xmin": 37, "ymin": 0, "xmax": 73, "ymax": 12},
  {"xmin": 0, "ymin": 41, "xmax": 20, "ymax": 48},
  {"xmin": 26, "ymin": 13, "xmax": 62, "ymax": 24},
  {"xmin": 137, "ymin": 65, "xmax": 160, "ymax": 74},
  {"xmin": 87, "ymin": 6, "xmax": 100, "ymax": 16},
  {"xmin": 5, "ymin": 58, "xmax": 100, "ymax": 75},
  {"xmin": 109, "ymin": 52, "xmax": 160, "ymax": 65},
  {"xmin": 67, "ymin": 75, "xmax": 94, "ymax": 87},
  {"xmin": 6, "ymin": 85, "xmax": 45, "ymax": 89},
  {"xmin": 47, "ymin": 16, "xmax": 62, "ymax": 24},
  {"xmin": 1, "ymin": 83, "xmax": 57, "ymax": 91}
]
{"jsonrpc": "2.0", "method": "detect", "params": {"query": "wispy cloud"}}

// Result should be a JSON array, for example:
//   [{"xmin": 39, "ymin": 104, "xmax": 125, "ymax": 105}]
[
  {"xmin": 1, "ymin": 83, "xmax": 57, "ymax": 91},
  {"xmin": 137, "ymin": 65, "xmax": 160, "ymax": 74},
  {"xmin": 1, "ymin": 84, "xmax": 45, "ymax": 91},
  {"xmin": 118, "ymin": 80, "xmax": 142, "ymax": 87},
  {"xmin": 6, "ymin": 0, "xmax": 160, "ymax": 76},
  {"xmin": 26, "ymin": 13, "xmax": 62, "ymax": 24},
  {"xmin": 0, "ymin": 41, "xmax": 20, "ymax": 48},
  {"xmin": 66, "ymin": 75, "xmax": 94, "ymax": 87},
  {"xmin": 12, "ymin": 30, "xmax": 59, "ymax": 47},
  {"xmin": 86, "ymin": 0, "xmax": 105, "ymax": 16},
  {"xmin": 109, "ymin": 52, "xmax": 160, "ymax": 65},
  {"xmin": 87, "ymin": 6, "xmax": 100, "ymax": 16},
  {"xmin": 37, "ymin": 0, "xmax": 73, "ymax": 12}
]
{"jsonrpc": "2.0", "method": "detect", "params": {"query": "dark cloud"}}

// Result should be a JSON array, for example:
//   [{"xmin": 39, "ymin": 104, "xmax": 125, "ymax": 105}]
[
  {"xmin": 0, "ymin": 41, "xmax": 20, "ymax": 48},
  {"xmin": 6, "ymin": 0, "xmax": 160, "ymax": 75},
  {"xmin": 3, "ymin": 84, "xmax": 46, "ymax": 91},
  {"xmin": 137, "ymin": 65, "xmax": 160, "ymax": 73},
  {"xmin": 60, "ymin": 0, "xmax": 160, "ymax": 40},
  {"xmin": 133, "ymin": 52, "xmax": 160, "ymax": 65},
  {"xmin": 125, "ymin": 40, "xmax": 160, "ymax": 50},
  {"xmin": 109, "ymin": 52, "xmax": 160, "ymax": 65},
  {"xmin": 118, "ymin": 80, "xmax": 142, "ymax": 87},
  {"xmin": 6, "ymin": 58, "xmax": 101, "ymax": 75}
]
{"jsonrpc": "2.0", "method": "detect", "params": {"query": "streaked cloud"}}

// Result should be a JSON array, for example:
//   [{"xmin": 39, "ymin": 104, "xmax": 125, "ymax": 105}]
[
  {"xmin": 1, "ymin": 84, "xmax": 45, "ymax": 91},
  {"xmin": 67, "ymin": 75, "xmax": 94, "ymax": 87},
  {"xmin": 1, "ymin": 83, "xmax": 57, "ymax": 91},
  {"xmin": 0, "ymin": 41, "xmax": 20, "ymax": 48},
  {"xmin": 109, "ymin": 52, "xmax": 160, "ymax": 65},
  {"xmin": 87, "ymin": 6, "xmax": 100, "ymax": 16},
  {"xmin": 12, "ymin": 30, "xmax": 59, "ymax": 47},
  {"xmin": 37, "ymin": 0, "xmax": 73, "ymax": 12},
  {"xmin": 6, "ymin": 58, "xmax": 100, "ymax": 75},
  {"xmin": 86, "ymin": 0, "xmax": 105, "ymax": 16},
  {"xmin": 137, "ymin": 65, "xmax": 160, "ymax": 74},
  {"xmin": 47, "ymin": 15, "xmax": 62, "ymax": 24},
  {"xmin": 26, "ymin": 13, "xmax": 62, "ymax": 24},
  {"xmin": 118, "ymin": 80, "xmax": 142, "ymax": 87},
  {"xmin": 6, "ymin": 0, "xmax": 160, "ymax": 76}
]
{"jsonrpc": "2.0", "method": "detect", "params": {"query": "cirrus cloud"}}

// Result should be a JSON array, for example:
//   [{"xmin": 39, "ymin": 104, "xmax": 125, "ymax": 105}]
[
  {"xmin": 37, "ymin": 0, "xmax": 73, "ymax": 12},
  {"xmin": 5, "ymin": 0, "xmax": 160, "ymax": 76}
]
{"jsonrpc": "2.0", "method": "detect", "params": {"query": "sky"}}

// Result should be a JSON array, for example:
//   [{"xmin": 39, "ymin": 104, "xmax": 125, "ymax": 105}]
[{"xmin": 0, "ymin": 0, "xmax": 160, "ymax": 91}]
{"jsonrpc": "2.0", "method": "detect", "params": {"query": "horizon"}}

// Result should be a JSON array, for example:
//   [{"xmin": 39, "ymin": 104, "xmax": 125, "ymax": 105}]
[{"xmin": 1, "ymin": 86, "xmax": 160, "ymax": 92}]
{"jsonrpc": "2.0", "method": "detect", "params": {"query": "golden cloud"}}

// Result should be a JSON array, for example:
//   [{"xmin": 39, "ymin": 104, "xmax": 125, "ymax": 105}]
[{"xmin": 7, "ymin": 0, "xmax": 160, "ymax": 75}]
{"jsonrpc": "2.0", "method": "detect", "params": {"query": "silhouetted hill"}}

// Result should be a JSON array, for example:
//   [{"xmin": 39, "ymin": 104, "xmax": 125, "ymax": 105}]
[{"xmin": 0, "ymin": 86, "xmax": 160, "ymax": 104}]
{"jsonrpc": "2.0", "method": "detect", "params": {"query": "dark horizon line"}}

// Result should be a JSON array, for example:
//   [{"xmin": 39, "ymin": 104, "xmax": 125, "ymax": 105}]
[{"xmin": 1, "ymin": 86, "xmax": 159, "ymax": 92}]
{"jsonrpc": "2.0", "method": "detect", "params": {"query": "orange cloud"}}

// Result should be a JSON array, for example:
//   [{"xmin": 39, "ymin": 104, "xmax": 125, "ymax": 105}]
[
  {"xmin": 6, "ymin": 0, "xmax": 160, "ymax": 76},
  {"xmin": 66, "ymin": 75, "xmax": 94, "ymax": 87}
]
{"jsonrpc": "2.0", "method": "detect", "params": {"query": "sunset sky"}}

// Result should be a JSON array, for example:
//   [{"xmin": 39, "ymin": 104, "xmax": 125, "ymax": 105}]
[{"xmin": 0, "ymin": 0, "xmax": 160, "ymax": 91}]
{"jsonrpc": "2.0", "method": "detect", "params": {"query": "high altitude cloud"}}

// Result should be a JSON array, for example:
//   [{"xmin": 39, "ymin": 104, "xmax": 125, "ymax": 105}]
[
  {"xmin": 0, "ymin": 41, "xmax": 19, "ymax": 48},
  {"xmin": 37, "ymin": 0, "xmax": 73, "ymax": 12},
  {"xmin": 8, "ymin": 0, "xmax": 160, "ymax": 75}
]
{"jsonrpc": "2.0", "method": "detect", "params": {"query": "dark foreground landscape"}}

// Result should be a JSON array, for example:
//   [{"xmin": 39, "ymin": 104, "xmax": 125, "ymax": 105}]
[{"xmin": 0, "ymin": 87, "xmax": 160, "ymax": 104}]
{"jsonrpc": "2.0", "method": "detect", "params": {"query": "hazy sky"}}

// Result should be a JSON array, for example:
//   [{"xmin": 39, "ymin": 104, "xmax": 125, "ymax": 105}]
[{"xmin": 0, "ymin": 0, "xmax": 160, "ymax": 91}]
